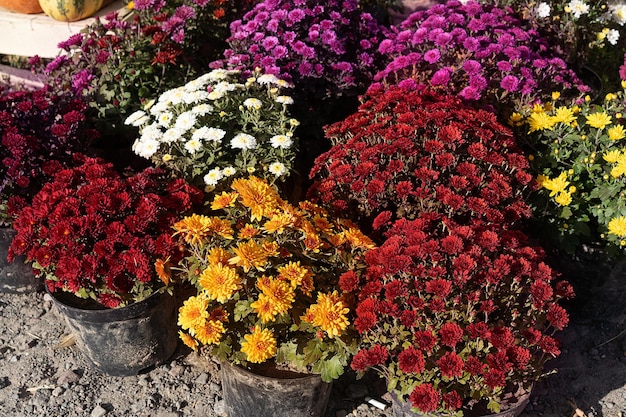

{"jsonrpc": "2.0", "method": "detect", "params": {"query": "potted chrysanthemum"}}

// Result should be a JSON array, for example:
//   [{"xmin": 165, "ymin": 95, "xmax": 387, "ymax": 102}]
[
  {"xmin": 8, "ymin": 154, "xmax": 204, "ymax": 376},
  {"xmin": 172, "ymin": 175, "xmax": 375, "ymax": 417},
  {"xmin": 349, "ymin": 213, "xmax": 574, "ymax": 417}
]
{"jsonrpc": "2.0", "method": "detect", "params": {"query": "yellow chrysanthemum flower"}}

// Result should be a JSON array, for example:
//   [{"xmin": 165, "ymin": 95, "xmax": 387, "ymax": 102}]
[
  {"xmin": 536, "ymin": 174, "xmax": 549, "ymax": 186},
  {"xmin": 154, "ymin": 258, "xmax": 171, "ymax": 286},
  {"xmin": 611, "ymin": 161, "xmax": 626, "ymax": 178},
  {"xmin": 263, "ymin": 213, "xmax": 295, "ymax": 234},
  {"xmin": 199, "ymin": 264, "xmax": 242, "ymax": 302},
  {"xmin": 343, "ymin": 227, "xmax": 376, "ymax": 249},
  {"xmin": 178, "ymin": 296, "xmax": 209, "ymax": 330},
  {"xmin": 586, "ymin": 112, "xmax": 612, "ymax": 130},
  {"xmin": 238, "ymin": 224, "xmax": 260, "ymax": 239},
  {"xmin": 608, "ymin": 216, "xmax": 626, "ymax": 237},
  {"xmin": 193, "ymin": 319, "xmax": 225, "ymax": 345},
  {"xmin": 207, "ymin": 247, "xmax": 231, "ymax": 266},
  {"xmin": 260, "ymin": 277, "xmax": 295, "ymax": 315},
  {"xmin": 262, "ymin": 240, "xmax": 280, "ymax": 258},
  {"xmin": 173, "ymin": 214, "xmax": 213, "ymax": 246},
  {"xmin": 608, "ymin": 125, "xmax": 626, "ymax": 141},
  {"xmin": 541, "ymin": 172, "xmax": 569, "ymax": 197},
  {"xmin": 552, "ymin": 91, "xmax": 561, "ymax": 101},
  {"xmin": 231, "ymin": 176, "xmax": 283, "ymax": 220},
  {"xmin": 229, "ymin": 240, "xmax": 268, "ymax": 272},
  {"xmin": 604, "ymin": 149, "xmax": 622, "ymax": 163},
  {"xmin": 211, "ymin": 191, "xmax": 239, "ymax": 210},
  {"xmin": 552, "ymin": 106, "xmax": 576, "ymax": 125},
  {"xmin": 207, "ymin": 217, "xmax": 234, "ymax": 240},
  {"xmin": 508, "ymin": 112, "xmax": 522, "ymax": 125},
  {"xmin": 302, "ymin": 291, "xmax": 350, "ymax": 339},
  {"xmin": 277, "ymin": 261, "xmax": 309, "ymax": 288},
  {"xmin": 179, "ymin": 330, "xmax": 198, "ymax": 351},
  {"xmin": 300, "ymin": 221, "xmax": 323, "ymax": 252},
  {"xmin": 531, "ymin": 103, "xmax": 545, "ymax": 113},
  {"xmin": 527, "ymin": 111, "xmax": 555, "ymax": 132},
  {"xmin": 240, "ymin": 326, "xmax": 277, "ymax": 363},
  {"xmin": 250, "ymin": 293, "xmax": 278, "ymax": 323},
  {"xmin": 554, "ymin": 192, "xmax": 572, "ymax": 206}
]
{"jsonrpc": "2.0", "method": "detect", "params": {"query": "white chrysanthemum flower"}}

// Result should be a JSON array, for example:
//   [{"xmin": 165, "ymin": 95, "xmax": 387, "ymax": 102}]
[
  {"xmin": 133, "ymin": 138, "xmax": 160, "ymax": 158},
  {"xmin": 231, "ymin": 133, "xmax": 257, "ymax": 150},
  {"xmin": 208, "ymin": 90, "xmax": 224, "ymax": 100},
  {"xmin": 222, "ymin": 166, "xmax": 237, "ymax": 176},
  {"xmin": 270, "ymin": 135, "xmax": 293, "ymax": 149},
  {"xmin": 612, "ymin": 4, "xmax": 626, "ymax": 25},
  {"xmin": 174, "ymin": 111, "xmax": 197, "ymax": 132},
  {"xmin": 275, "ymin": 96, "xmax": 294, "ymax": 105},
  {"xmin": 149, "ymin": 101, "xmax": 169, "ymax": 116},
  {"xmin": 203, "ymin": 168, "xmax": 224, "ymax": 186},
  {"xmin": 157, "ymin": 111, "xmax": 174, "ymax": 128},
  {"xmin": 162, "ymin": 128, "xmax": 185, "ymax": 144},
  {"xmin": 184, "ymin": 78, "xmax": 204, "ymax": 92},
  {"xmin": 257, "ymin": 74, "xmax": 280, "ymax": 85},
  {"xmin": 277, "ymin": 79, "xmax": 292, "ymax": 88},
  {"xmin": 169, "ymin": 87, "xmax": 187, "ymax": 105},
  {"xmin": 268, "ymin": 162, "xmax": 287, "ymax": 176},
  {"xmin": 607, "ymin": 28, "xmax": 621, "ymax": 44},
  {"xmin": 184, "ymin": 137, "xmax": 203, "ymax": 154},
  {"xmin": 536, "ymin": 2, "xmax": 551, "ymax": 18},
  {"xmin": 206, "ymin": 69, "xmax": 230, "ymax": 81},
  {"xmin": 193, "ymin": 127, "xmax": 226, "ymax": 142},
  {"xmin": 191, "ymin": 103, "xmax": 214, "ymax": 116},
  {"xmin": 125, "ymin": 110, "xmax": 148, "ymax": 126},
  {"xmin": 214, "ymin": 81, "xmax": 239, "ymax": 95},
  {"xmin": 243, "ymin": 98, "xmax": 263, "ymax": 110},
  {"xmin": 158, "ymin": 89, "xmax": 176, "ymax": 104},
  {"xmin": 568, "ymin": 0, "xmax": 589, "ymax": 19},
  {"xmin": 140, "ymin": 124, "xmax": 163, "ymax": 142},
  {"xmin": 183, "ymin": 90, "xmax": 210, "ymax": 104}
]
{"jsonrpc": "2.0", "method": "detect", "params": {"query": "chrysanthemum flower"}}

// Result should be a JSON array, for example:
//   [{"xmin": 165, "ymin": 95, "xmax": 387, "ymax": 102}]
[
  {"xmin": 238, "ymin": 224, "xmax": 260, "ymax": 239},
  {"xmin": 231, "ymin": 176, "xmax": 283, "ymax": 220},
  {"xmin": 608, "ymin": 216, "xmax": 626, "ymax": 237},
  {"xmin": 179, "ymin": 330, "xmax": 199, "ymax": 351},
  {"xmin": 586, "ymin": 112, "xmax": 612, "ymax": 129},
  {"xmin": 211, "ymin": 191, "xmax": 239, "ymax": 210},
  {"xmin": 207, "ymin": 247, "xmax": 231, "ymax": 265},
  {"xmin": 302, "ymin": 291, "xmax": 350, "ymax": 338},
  {"xmin": 178, "ymin": 296, "xmax": 209, "ymax": 330},
  {"xmin": 263, "ymin": 213, "xmax": 294, "ymax": 234},
  {"xmin": 199, "ymin": 264, "xmax": 242, "ymax": 302},
  {"xmin": 207, "ymin": 217, "xmax": 234, "ymax": 239},
  {"xmin": 193, "ymin": 319, "xmax": 225, "ymax": 345},
  {"xmin": 250, "ymin": 293, "xmax": 278, "ymax": 323},
  {"xmin": 228, "ymin": 240, "xmax": 268, "ymax": 272},
  {"xmin": 277, "ymin": 261, "xmax": 309, "ymax": 288},
  {"xmin": 240, "ymin": 326, "xmax": 277, "ymax": 363},
  {"xmin": 154, "ymin": 258, "xmax": 171, "ymax": 285},
  {"xmin": 173, "ymin": 214, "xmax": 213, "ymax": 246}
]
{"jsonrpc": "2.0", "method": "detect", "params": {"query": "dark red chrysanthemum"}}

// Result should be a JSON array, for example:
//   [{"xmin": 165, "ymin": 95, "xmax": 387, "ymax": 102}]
[
  {"xmin": 414, "ymin": 330, "xmax": 437, "ymax": 351},
  {"xmin": 398, "ymin": 346, "xmax": 426, "ymax": 374},
  {"xmin": 439, "ymin": 323, "xmax": 464, "ymax": 348},
  {"xmin": 443, "ymin": 390, "xmax": 463, "ymax": 410},
  {"xmin": 409, "ymin": 383, "xmax": 441, "ymax": 413},
  {"xmin": 437, "ymin": 351, "xmax": 464, "ymax": 378}
]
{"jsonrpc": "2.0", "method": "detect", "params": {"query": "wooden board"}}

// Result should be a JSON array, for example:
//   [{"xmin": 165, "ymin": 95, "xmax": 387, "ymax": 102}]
[{"xmin": 0, "ymin": 0, "xmax": 127, "ymax": 58}]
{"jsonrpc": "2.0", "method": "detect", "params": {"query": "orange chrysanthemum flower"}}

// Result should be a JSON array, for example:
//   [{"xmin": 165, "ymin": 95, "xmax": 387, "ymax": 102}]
[
  {"xmin": 231, "ymin": 176, "xmax": 283, "ymax": 220},
  {"xmin": 250, "ymin": 293, "xmax": 278, "ymax": 323},
  {"xmin": 207, "ymin": 247, "xmax": 231, "ymax": 266},
  {"xmin": 211, "ymin": 191, "xmax": 239, "ymax": 210},
  {"xmin": 194, "ymin": 319, "xmax": 225, "ymax": 345},
  {"xmin": 240, "ymin": 326, "xmax": 277, "ymax": 363},
  {"xmin": 154, "ymin": 258, "xmax": 171, "ymax": 285},
  {"xmin": 207, "ymin": 217, "xmax": 234, "ymax": 239},
  {"xmin": 302, "ymin": 291, "xmax": 350, "ymax": 339},
  {"xmin": 179, "ymin": 330, "xmax": 199, "ymax": 351},
  {"xmin": 261, "ymin": 240, "xmax": 280, "ymax": 258},
  {"xmin": 312, "ymin": 215, "xmax": 334, "ymax": 234},
  {"xmin": 228, "ymin": 240, "xmax": 268, "ymax": 272},
  {"xmin": 173, "ymin": 214, "xmax": 212, "ymax": 245},
  {"xmin": 178, "ymin": 296, "xmax": 209, "ymax": 330},
  {"xmin": 263, "ymin": 213, "xmax": 295, "ymax": 234},
  {"xmin": 344, "ymin": 227, "xmax": 376, "ymax": 249},
  {"xmin": 199, "ymin": 264, "xmax": 242, "ymax": 302},
  {"xmin": 277, "ymin": 261, "xmax": 309, "ymax": 288},
  {"xmin": 260, "ymin": 277, "xmax": 295, "ymax": 315},
  {"xmin": 238, "ymin": 224, "xmax": 260, "ymax": 239}
]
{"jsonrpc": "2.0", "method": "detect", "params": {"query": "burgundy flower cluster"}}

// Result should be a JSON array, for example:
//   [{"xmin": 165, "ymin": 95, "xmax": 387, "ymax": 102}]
[
  {"xmin": 211, "ymin": 0, "xmax": 388, "ymax": 100},
  {"xmin": 0, "ymin": 86, "xmax": 95, "ymax": 222},
  {"xmin": 371, "ymin": 0, "xmax": 589, "ymax": 119},
  {"xmin": 308, "ymin": 86, "xmax": 534, "ymax": 234},
  {"xmin": 8, "ymin": 155, "xmax": 204, "ymax": 308},
  {"xmin": 347, "ymin": 212, "xmax": 574, "ymax": 414}
]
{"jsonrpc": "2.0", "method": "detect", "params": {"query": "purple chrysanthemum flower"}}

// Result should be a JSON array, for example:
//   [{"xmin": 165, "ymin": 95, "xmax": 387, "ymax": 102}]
[
  {"xmin": 500, "ymin": 75, "xmax": 519, "ymax": 92},
  {"xmin": 424, "ymin": 49, "xmax": 441, "ymax": 64}
]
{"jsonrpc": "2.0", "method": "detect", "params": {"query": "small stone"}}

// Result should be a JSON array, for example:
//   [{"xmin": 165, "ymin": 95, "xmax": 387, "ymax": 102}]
[
  {"xmin": 209, "ymin": 382, "xmax": 221, "ymax": 393},
  {"xmin": 51, "ymin": 386, "xmax": 64, "ymax": 397},
  {"xmin": 43, "ymin": 293, "xmax": 53, "ymax": 302},
  {"xmin": 213, "ymin": 399, "xmax": 225, "ymax": 416},
  {"xmin": 605, "ymin": 402, "xmax": 615, "ymax": 409},
  {"xmin": 91, "ymin": 405, "xmax": 108, "ymax": 417},
  {"xmin": 169, "ymin": 364, "xmax": 184, "ymax": 377},
  {"xmin": 56, "ymin": 370, "xmax": 80, "ymax": 386},
  {"xmin": 195, "ymin": 373, "xmax": 209, "ymax": 385}
]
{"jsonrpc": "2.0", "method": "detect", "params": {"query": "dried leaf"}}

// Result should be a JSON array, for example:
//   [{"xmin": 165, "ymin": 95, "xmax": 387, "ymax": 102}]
[
  {"xmin": 574, "ymin": 408, "xmax": 586, "ymax": 417},
  {"xmin": 55, "ymin": 333, "xmax": 76, "ymax": 349},
  {"xmin": 26, "ymin": 385, "xmax": 55, "ymax": 393}
]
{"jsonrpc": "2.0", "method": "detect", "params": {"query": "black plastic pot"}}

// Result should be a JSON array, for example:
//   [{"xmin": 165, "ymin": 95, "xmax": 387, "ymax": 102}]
[
  {"xmin": 220, "ymin": 361, "xmax": 332, "ymax": 417},
  {"xmin": 49, "ymin": 289, "xmax": 178, "ymax": 376},
  {"xmin": 0, "ymin": 227, "xmax": 42, "ymax": 293}
]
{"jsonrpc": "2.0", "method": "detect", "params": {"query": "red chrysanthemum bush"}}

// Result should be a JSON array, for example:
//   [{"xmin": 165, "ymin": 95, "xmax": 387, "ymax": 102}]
[
  {"xmin": 308, "ymin": 86, "xmax": 534, "ymax": 236},
  {"xmin": 8, "ymin": 155, "xmax": 204, "ymax": 308},
  {"xmin": 347, "ymin": 213, "xmax": 574, "ymax": 416}
]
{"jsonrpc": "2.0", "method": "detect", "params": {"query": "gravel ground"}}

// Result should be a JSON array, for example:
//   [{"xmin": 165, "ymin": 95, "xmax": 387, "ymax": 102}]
[{"xmin": 0, "ymin": 254, "xmax": 624, "ymax": 417}]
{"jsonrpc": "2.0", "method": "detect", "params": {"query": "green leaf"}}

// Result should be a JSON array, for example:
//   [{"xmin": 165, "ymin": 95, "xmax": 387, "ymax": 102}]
[
  {"xmin": 487, "ymin": 398, "xmax": 501, "ymax": 413},
  {"xmin": 316, "ymin": 355, "xmax": 344, "ymax": 382},
  {"xmin": 233, "ymin": 300, "xmax": 253, "ymax": 322}
]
